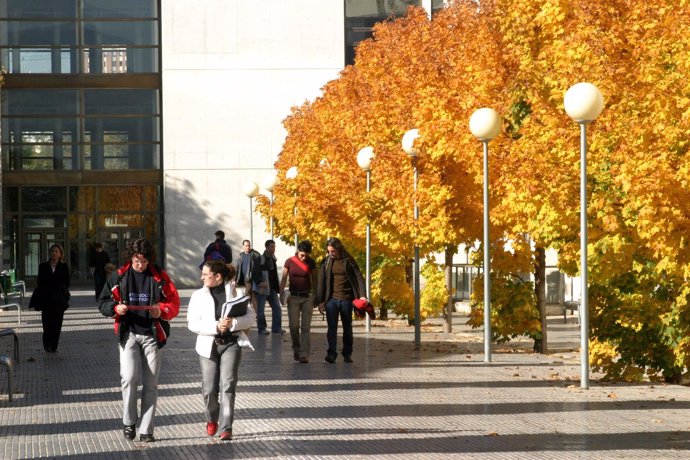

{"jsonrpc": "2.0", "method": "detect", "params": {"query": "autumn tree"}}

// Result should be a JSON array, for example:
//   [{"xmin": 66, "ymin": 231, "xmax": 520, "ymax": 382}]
[{"xmin": 262, "ymin": 0, "xmax": 690, "ymax": 381}]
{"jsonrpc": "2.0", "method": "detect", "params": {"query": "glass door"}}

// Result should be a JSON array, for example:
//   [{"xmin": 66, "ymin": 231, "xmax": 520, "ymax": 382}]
[
  {"xmin": 23, "ymin": 230, "xmax": 66, "ymax": 279},
  {"xmin": 99, "ymin": 228, "xmax": 143, "ymax": 268}
]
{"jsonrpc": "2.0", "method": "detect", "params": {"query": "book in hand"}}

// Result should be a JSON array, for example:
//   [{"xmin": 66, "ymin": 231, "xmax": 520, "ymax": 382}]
[{"xmin": 221, "ymin": 295, "xmax": 250, "ymax": 318}]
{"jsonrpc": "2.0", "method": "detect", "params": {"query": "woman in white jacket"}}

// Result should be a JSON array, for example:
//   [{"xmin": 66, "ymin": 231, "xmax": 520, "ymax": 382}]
[{"xmin": 188, "ymin": 260, "xmax": 255, "ymax": 441}]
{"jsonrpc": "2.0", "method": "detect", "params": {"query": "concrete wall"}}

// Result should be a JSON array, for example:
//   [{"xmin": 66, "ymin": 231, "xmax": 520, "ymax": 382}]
[{"xmin": 161, "ymin": 1, "xmax": 344, "ymax": 287}]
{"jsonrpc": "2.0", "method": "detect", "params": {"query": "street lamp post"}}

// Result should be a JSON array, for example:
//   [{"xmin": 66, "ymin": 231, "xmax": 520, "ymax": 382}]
[
  {"xmin": 286, "ymin": 166, "xmax": 299, "ymax": 248},
  {"xmin": 261, "ymin": 172, "xmax": 280, "ymax": 239},
  {"xmin": 242, "ymin": 180, "xmax": 259, "ymax": 245},
  {"xmin": 357, "ymin": 146, "xmax": 375, "ymax": 333},
  {"xmin": 402, "ymin": 129, "xmax": 421, "ymax": 350},
  {"xmin": 564, "ymin": 82, "xmax": 604, "ymax": 389},
  {"xmin": 469, "ymin": 108, "xmax": 502, "ymax": 364}
]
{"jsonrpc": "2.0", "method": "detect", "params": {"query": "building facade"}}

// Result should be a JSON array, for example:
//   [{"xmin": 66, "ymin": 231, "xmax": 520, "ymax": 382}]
[{"xmin": 0, "ymin": 0, "xmax": 442, "ymax": 287}]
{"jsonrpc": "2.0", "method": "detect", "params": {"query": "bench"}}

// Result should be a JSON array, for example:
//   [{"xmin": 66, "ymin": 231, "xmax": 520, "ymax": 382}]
[
  {"xmin": 0, "ymin": 354, "xmax": 13, "ymax": 402},
  {"xmin": 0, "ymin": 303, "xmax": 21, "ymax": 324},
  {"xmin": 0, "ymin": 328, "xmax": 18, "ymax": 361},
  {"xmin": 563, "ymin": 300, "xmax": 580, "ymax": 324}
]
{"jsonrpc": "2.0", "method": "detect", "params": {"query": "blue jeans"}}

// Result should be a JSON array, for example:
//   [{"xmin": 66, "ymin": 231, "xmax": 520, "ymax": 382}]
[
  {"xmin": 199, "ymin": 341, "xmax": 242, "ymax": 433},
  {"xmin": 256, "ymin": 289, "xmax": 282, "ymax": 332},
  {"xmin": 325, "ymin": 298, "xmax": 353, "ymax": 358}
]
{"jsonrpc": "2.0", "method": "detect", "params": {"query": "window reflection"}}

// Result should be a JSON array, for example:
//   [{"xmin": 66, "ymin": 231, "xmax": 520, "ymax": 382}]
[
  {"xmin": 344, "ymin": 0, "xmax": 420, "ymax": 66},
  {"xmin": 98, "ymin": 187, "xmax": 143, "ymax": 212},
  {"xmin": 21, "ymin": 187, "xmax": 67, "ymax": 212},
  {"xmin": 4, "ymin": 0, "xmax": 77, "ymax": 19},
  {"xmin": 83, "ymin": 0, "xmax": 157, "ymax": 19}
]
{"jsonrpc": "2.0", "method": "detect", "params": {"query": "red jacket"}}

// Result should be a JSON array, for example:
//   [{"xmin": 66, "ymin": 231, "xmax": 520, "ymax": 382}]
[{"xmin": 99, "ymin": 262, "xmax": 180, "ymax": 347}]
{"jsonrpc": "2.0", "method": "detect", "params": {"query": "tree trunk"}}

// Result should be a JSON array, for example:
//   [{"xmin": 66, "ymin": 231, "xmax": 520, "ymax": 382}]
[
  {"xmin": 443, "ymin": 245, "xmax": 456, "ymax": 333},
  {"xmin": 379, "ymin": 298, "xmax": 388, "ymax": 320},
  {"xmin": 534, "ymin": 246, "xmax": 547, "ymax": 353}
]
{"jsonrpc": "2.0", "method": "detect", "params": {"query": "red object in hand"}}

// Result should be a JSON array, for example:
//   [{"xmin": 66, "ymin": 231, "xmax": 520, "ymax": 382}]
[{"xmin": 352, "ymin": 299, "xmax": 376, "ymax": 320}]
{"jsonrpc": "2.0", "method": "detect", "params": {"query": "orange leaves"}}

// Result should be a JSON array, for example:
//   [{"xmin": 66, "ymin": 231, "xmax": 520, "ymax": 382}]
[
  {"xmin": 269, "ymin": 0, "xmax": 690, "ymax": 376},
  {"xmin": 272, "ymin": 2, "xmax": 510, "ymax": 262}
]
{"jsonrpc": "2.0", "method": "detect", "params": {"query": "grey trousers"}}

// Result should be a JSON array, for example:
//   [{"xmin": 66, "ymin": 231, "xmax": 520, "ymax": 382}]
[
  {"xmin": 199, "ymin": 341, "xmax": 242, "ymax": 433},
  {"xmin": 287, "ymin": 294, "xmax": 313, "ymax": 359},
  {"xmin": 119, "ymin": 333, "xmax": 161, "ymax": 435}
]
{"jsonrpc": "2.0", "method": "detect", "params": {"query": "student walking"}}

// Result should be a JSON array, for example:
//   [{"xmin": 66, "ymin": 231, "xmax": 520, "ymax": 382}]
[
  {"xmin": 187, "ymin": 260, "xmax": 255, "ymax": 441},
  {"xmin": 98, "ymin": 238, "xmax": 180, "ymax": 443},
  {"xmin": 29, "ymin": 243, "xmax": 71, "ymax": 353},
  {"xmin": 279, "ymin": 240, "xmax": 317, "ymax": 363},
  {"xmin": 315, "ymin": 237, "xmax": 367, "ymax": 364}
]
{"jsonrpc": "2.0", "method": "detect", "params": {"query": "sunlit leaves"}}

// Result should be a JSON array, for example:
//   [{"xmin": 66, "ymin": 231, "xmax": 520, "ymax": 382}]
[{"xmin": 264, "ymin": 0, "xmax": 690, "ymax": 379}]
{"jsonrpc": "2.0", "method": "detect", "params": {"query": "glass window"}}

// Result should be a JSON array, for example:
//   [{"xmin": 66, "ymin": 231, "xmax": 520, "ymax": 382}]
[
  {"xmin": 84, "ymin": 117, "xmax": 159, "ymax": 143},
  {"xmin": 81, "ymin": 47, "xmax": 158, "ymax": 73},
  {"xmin": 21, "ymin": 187, "xmax": 67, "ymax": 212},
  {"xmin": 3, "ymin": 214, "xmax": 19, "ymax": 239},
  {"xmin": 83, "ymin": 20, "xmax": 157, "ymax": 46},
  {"xmin": 70, "ymin": 186, "xmax": 96, "ymax": 212},
  {"xmin": 84, "ymin": 143, "xmax": 159, "ymax": 170},
  {"xmin": 2, "ymin": 89, "xmax": 78, "ymax": 116},
  {"xmin": 99, "ymin": 213, "xmax": 144, "ymax": 227},
  {"xmin": 2, "ymin": 0, "xmax": 77, "ymax": 19},
  {"xmin": 143, "ymin": 185, "xmax": 159, "ymax": 211},
  {"xmin": 345, "ymin": 0, "xmax": 419, "ymax": 17},
  {"xmin": 23, "ymin": 216, "xmax": 67, "ymax": 228},
  {"xmin": 2, "ymin": 118, "xmax": 78, "ymax": 143},
  {"xmin": 144, "ymin": 213, "xmax": 159, "ymax": 239},
  {"xmin": 1, "ymin": 47, "xmax": 76, "ymax": 73},
  {"xmin": 2, "ymin": 21, "xmax": 77, "ymax": 46},
  {"xmin": 6, "ymin": 143, "xmax": 75, "ymax": 171},
  {"xmin": 3, "ymin": 187, "xmax": 19, "ymax": 213},
  {"xmin": 98, "ymin": 187, "xmax": 143, "ymax": 212},
  {"xmin": 83, "ymin": 0, "xmax": 157, "ymax": 18},
  {"xmin": 85, "ymin": 89, "xmax": 159, "ymax": 115},
  {"xmin": 344, "ymin": 1, "xmax": 420, "ymax": 66}
]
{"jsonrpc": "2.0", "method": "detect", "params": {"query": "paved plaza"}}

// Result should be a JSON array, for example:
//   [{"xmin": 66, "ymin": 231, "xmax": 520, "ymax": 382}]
[{"xmin": 1, "ymin": 290, "xmax": 689, "ymax": 459}]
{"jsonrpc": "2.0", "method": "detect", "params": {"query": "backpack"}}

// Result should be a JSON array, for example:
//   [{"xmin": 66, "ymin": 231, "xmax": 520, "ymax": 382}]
[{"xmin": 199, "ymin": 242, "xmax": 227, "ymax": 269}]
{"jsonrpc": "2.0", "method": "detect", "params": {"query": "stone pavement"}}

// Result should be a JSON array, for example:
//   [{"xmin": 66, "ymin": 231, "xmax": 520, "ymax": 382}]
[{"xmin": 1, "ymin": 290, "xmax": 689, "ymax": 459}]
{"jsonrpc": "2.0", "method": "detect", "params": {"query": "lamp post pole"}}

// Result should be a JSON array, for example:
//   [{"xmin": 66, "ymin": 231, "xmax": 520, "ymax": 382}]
[
  {"xmin": 243, "ymin": 180, "xmax": 259, "ymax": 245},
  {"xmin": 357, "ymin": 146, "xmax": 375, "ymax": 333},
  {"xmin": 579, "ymin": 121, "xmax": 590, "ymax": 388},
  {"xmin": 286, "ymin": 166, "xmax": 299, "ymax": 248},
  {"xmin": 470, "ymin": 108, "xmax": 502, "ymax": 363},
  {"xmin": 482, "ymin": 139, "xmax": 491, "ymax": 362},
  {"xmin": 402, "ymin": 129, "xmax": 421, "ymax": 350},
  {"xmin": 564, "ymin": 82, "xmax": 604, "ymax": 389},
  {"xmin": 262, "ymin": 172, "xmax": 279, "ymax": 240}
]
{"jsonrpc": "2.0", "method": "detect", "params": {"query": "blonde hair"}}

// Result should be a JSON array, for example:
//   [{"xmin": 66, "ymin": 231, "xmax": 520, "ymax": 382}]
[{"xmin": 49, "ymin": 243, "xmax": 65, "ymax": 263}]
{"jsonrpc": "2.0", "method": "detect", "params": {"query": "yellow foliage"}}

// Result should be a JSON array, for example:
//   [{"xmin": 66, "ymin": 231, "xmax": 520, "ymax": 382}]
[
  {"xmin": 265, "ymin": 0, "xmax": 690, "ymax": 379},
  {"xmin": 420, "ymin": 258, "xmax": 449, "ymax": 320}
]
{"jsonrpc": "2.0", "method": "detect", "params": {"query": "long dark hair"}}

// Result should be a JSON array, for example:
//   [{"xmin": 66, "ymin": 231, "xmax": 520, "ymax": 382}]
[{"xmin": 325, "ymin": 237, "xmax": 352, "ymax": 260}]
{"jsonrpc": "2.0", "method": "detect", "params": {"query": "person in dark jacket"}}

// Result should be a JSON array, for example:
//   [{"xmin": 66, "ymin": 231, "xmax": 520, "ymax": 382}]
[
  {"xmin": 233, "ymin": 240, "xmax": 263, "ymax": 328},
  {"xmin": 29, "ymin": 243, "xmax": 70, "ymax": 353},
  {"xmin": 99, "ymin": 238, "xmax": 180, "ymax": 443},
  {"xmin": 89, "ymin": 242, "xmax": 111, "ymax": 300},
  {"xmin": 315, "ymin": 237, "xmax": 367, "ymax": 364},
  {"xmin": 202, "ymin": 230, "xmax": 233, "ymax": 266},
  {"xmin": 255, "ymin": 240, "xmax": 285, "ymax": 335}
]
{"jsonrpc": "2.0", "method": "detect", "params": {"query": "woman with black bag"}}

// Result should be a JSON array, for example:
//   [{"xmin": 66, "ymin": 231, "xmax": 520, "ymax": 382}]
[{"xmin": 29, "ymin": 243, "xmax": 70, "ymax": 353}]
